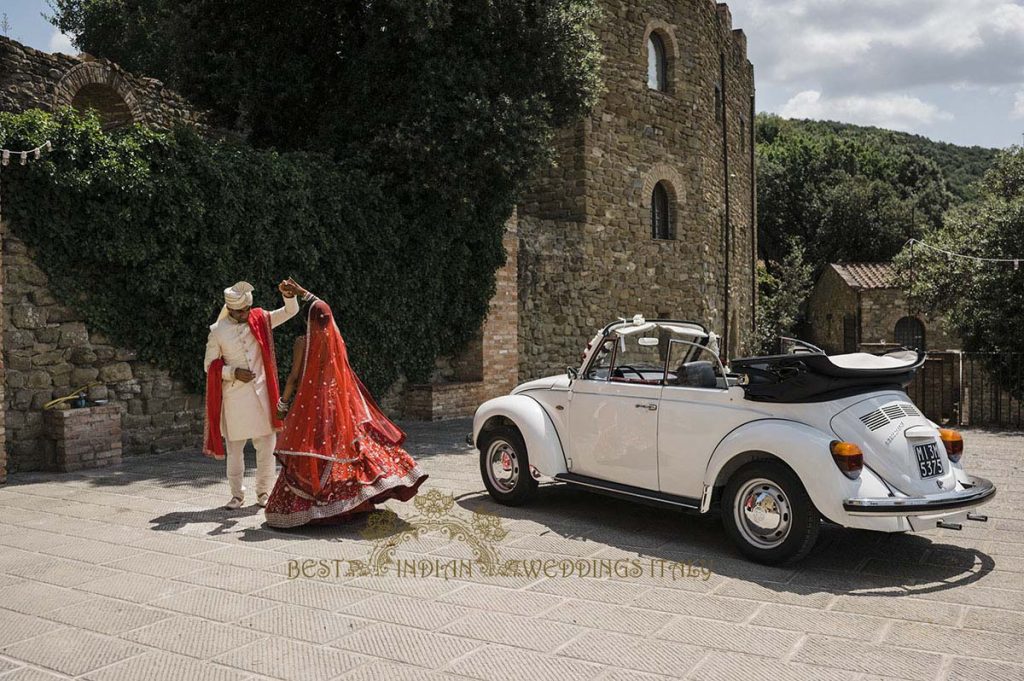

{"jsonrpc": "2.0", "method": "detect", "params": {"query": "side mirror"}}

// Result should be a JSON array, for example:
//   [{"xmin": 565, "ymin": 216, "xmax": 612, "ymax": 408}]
[{"xmin": 566, "ymin": 366, "xmax": 578, "ymax": 382}]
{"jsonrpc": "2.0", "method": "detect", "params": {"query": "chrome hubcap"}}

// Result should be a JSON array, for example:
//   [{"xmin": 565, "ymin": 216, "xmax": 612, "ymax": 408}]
[
  {"xmin": 734, "ymin": 478, "xmax": 791, "ymax": 549},
  {"xmin": 487, "ymin": 440, "xmax": 519, "ymax": 493}
]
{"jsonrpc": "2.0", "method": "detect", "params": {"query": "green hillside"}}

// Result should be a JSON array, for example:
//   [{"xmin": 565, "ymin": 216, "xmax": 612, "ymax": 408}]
[{"xmin": 756, "ymin": 115, "xmax": 1000, "ymax": 203}]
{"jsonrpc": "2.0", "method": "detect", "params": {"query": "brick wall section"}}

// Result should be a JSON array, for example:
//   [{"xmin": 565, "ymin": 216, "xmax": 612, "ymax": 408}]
[
  {"xmin": 517, "ymin": 0, "xmax": 756, "ymax": 382},
  {"xmin": 403, "ymin": 212, "xmax": 520, "ymax": 418},
  {"xmin": 3, "ymin": 228, "xmax": 204, "ymax": 472},
  {"xmin": 0, "ymin": 36, "xmax": 207, "ymax": 132},
  {"xmin": 43, "ymin": 404, "xmax": 123, "ymax": 472}
]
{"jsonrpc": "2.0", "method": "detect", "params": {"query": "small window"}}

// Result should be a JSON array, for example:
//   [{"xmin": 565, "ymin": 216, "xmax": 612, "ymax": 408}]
[
  {"xmin": 739, "ymin": 116, "xmax": 746, "ymax": 152},
  {"xmin": 895, "ymin": 317, "xmax": 926, "ymax": 350},
  {"xmin": 647, "ymin": 33, "xmax": 667, "ymax": 91},
  {"xmin": 611, "ymin": 335, "xmax": 668, "ymax": 385},
  {"xmin": 651, "ymin": 182, "xmax": 671, "ymax": 239},
  {"xmin": 666, "ymin": 341, "xmax": 724, "ymax": 390}
]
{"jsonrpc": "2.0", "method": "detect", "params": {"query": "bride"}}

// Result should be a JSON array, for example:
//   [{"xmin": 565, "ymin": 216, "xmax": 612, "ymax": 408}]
[{"xmin": 264, "ymin": 290, "xmax": 427, "ymax": 528}]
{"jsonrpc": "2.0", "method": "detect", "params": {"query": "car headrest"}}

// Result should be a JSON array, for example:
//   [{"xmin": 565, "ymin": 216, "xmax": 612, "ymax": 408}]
[{"xmin": 676, "ymin": 361, "xmax": 717, "ymax": 389}]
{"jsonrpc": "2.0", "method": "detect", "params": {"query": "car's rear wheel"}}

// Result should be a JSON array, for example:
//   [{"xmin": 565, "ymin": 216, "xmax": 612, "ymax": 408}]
[
  {"xmin": 722, "ymin": 460, "xmax": 820, "ymax": 564},
  {"xmin": 478, "ymin": 425, "xmax": 537, "ymax": 506}
]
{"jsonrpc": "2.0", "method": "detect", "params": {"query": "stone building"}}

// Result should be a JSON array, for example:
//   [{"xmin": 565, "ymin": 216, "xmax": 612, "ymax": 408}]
[
  {"xmin": 0, "ymin": 0, "xmax": 757, "ymax": 476},
  {"xmin": 807, "ymin": 262, "xmax": 959, "ymax": 354},
  {"xmin": 516, "ymin": 0, "xmax": 756, "ymax": 381}
]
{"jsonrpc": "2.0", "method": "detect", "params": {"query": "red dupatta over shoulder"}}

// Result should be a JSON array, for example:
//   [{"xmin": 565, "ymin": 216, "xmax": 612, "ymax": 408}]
[
  {"xmin": 274, "ymin": 300, "xmax": 406, "ymax": 495},
  {"xmin": 203, "ymin": 307, "xmax": 283, "ymax": 459}
]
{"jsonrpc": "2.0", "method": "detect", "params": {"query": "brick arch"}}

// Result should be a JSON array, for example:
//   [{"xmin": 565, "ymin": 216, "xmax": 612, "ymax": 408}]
[
  {"xmin": 641, "ymin": 164, "xmax": 685, "ymax": 240},
  {"xmin": 640, "ymin": 164, "xmax": 685, "ymax": 208},
  {"xmin": 53, "ymin": 62, "xmax": 145, "ymax": 129},
  {"xmin": 643, "ymin": 19, "xmax": 679, "ymax": 93}
]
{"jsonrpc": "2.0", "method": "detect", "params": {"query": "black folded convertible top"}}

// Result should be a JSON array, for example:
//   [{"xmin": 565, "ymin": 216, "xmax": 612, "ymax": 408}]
[{"xmin": 730, "ymin": 350, "xmax": 926, "ymax": 403}]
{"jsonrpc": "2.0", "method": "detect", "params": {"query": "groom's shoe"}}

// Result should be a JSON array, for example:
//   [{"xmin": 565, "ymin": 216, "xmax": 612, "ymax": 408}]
[
  {"xmin": 257, "ymin": 493, "xmax": 269, "ymax": 507},
  {"xmin": 225, "ymin": 496, "xmax": 244, "ymax": 510}
]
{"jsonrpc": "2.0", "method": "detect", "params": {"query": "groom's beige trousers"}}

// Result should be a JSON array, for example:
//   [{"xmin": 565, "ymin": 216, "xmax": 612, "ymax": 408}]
[{"xmin": 226, "ymin": 434, "xmax": 277, "ymax": 499}]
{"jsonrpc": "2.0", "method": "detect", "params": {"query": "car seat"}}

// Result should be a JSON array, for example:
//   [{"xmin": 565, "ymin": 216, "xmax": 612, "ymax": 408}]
[{"xmin": 675, "ymin": 360, "xmax": 717, "ymax": 388}]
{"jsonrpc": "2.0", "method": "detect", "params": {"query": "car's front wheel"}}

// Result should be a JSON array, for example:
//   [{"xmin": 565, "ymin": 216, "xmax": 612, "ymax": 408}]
[
  {"xmin": 721, "ymin": 460, "xmax": 821, "ymax": 564},
  {"xmin": 478, "ymin": 425, "xmax": 537, "ymax": 506}
]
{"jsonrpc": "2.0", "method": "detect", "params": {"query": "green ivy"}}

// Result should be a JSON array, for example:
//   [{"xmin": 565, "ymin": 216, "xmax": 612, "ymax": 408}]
[{"xmin": 0, "ymin": 108, "xmax": 506, "ymax": 397}]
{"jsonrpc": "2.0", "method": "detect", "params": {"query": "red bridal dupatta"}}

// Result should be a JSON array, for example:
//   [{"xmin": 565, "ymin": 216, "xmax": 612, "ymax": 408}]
[
  {"xmin": 264, "ymin": 300, "xmax": 426, "ymax": 527},
  {"xmin": 203, "ymin": 307, "xmax": 282, "ymax": 459}
]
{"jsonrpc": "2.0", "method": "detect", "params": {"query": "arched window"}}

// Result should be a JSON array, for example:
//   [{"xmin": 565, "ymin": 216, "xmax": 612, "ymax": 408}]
[
  {"xmin": 894, "ymin": 317, "xmax": 926, "ymax": 350},
  {"xmin": 651, "ymin": 182, "xmax": 671, "ymax": 239},
  {"xmin": 647, "ymin": 33, "xmax": 667, "ymax": 91}
]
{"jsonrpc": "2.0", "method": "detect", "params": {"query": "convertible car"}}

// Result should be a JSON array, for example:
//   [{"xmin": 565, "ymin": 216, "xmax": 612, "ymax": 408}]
[{"xmin": 470, "ymin": 316, "xmax": 996, "ymax": 563}]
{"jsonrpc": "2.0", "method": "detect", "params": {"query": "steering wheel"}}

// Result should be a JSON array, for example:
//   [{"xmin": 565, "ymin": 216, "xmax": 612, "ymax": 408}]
[{"xmin": 614, "ymin": 364, "xmax": 647, "ymax": 380}]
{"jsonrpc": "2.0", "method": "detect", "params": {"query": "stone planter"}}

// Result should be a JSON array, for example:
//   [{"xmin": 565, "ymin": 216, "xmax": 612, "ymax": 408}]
[
  {"xmin": 43, "ymin": 404, "xmax": 123, "ymax": 472},
  {"xmin": 403, "ymin": 382, "xmax": 486, "ymax": 421}
]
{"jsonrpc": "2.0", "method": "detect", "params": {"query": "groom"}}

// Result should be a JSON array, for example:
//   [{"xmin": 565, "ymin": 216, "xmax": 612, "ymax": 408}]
[{"xmin": 203, "ymin": 278, "xmax": 308, "ymax": 509}]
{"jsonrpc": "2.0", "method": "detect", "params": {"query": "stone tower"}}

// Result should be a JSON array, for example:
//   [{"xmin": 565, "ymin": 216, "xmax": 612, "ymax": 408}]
[{"xmin": 517, "ymin": 0, "xmax": 756, "ymax": 381}]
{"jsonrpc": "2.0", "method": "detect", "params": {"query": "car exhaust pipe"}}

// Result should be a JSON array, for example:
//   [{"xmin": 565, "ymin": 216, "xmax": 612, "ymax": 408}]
[
  {"xmin": 966, "ymin": 512, "xmax": 988, "ymax": 522},
  {"xmin": 936, "ymin": 521, "xmax": 963, "ymax": 530}
]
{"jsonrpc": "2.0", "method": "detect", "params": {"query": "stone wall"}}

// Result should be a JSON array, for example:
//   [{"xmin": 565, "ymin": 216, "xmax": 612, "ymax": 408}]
[
  {"xmin": 0, "ymin": 36, "xmax": 207, "ymax": 132},
  {"xmin": 860, "ymin": 288, "xmax": 959, "ymax": 352},
  {"xmin": 517, "ymin": 0, "xmax": 756, "ymax": 382},
  {"xmin": 807, "ymin": 266, "xmax": 859, "ymax": 354},
  {"xmin": 2, "ymin": 225, "xmax": 204, "ymax": 472}
]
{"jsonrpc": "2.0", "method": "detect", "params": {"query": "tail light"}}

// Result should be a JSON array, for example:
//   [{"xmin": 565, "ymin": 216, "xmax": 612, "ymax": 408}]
[
  {"xmin": 830, "ymin": 441, "xmax": 863, "ymax": 479},
  {"xmin": 938, "ymin": 429, "xmax": 964, "ymax": 463}
]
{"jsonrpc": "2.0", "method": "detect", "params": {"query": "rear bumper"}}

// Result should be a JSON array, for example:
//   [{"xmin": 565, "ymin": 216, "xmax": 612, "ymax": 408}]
[{"xmin": 843, "ymin": 475, "xmax": 996, "ymax": 515}]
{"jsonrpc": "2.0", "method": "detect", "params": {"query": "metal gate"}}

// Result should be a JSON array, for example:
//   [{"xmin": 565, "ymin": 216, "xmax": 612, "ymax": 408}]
[{"xmin": 906, "ymin": 352, "xmax": 1024, "ymax": 429}]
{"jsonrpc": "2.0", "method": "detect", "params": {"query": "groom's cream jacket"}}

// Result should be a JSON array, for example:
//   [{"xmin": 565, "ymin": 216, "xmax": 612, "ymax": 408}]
[{"xmin": 204, "ymin": 294, "xmax": 299, "ymax": 441}]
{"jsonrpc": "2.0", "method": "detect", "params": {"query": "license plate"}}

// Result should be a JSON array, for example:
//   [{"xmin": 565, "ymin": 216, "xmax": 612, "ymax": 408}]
[{"xmin": 915, "ymin": 443, "xmax": 944, "ymax": 479}]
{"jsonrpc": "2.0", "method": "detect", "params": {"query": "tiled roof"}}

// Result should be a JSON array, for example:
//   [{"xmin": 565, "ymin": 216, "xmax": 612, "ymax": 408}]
[{"xmin": 831, "ymin": 262, "xmax": 897, "ymax": 290}]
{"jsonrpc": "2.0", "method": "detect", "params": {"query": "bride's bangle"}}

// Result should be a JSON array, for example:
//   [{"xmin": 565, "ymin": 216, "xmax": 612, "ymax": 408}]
[
  {"xmin": 277, "ymin": 398, "xmax": 291, "ymax": 410},
  {"xmin": 301, "ymin": 291, "xmax": 317, "ymax": 302}
]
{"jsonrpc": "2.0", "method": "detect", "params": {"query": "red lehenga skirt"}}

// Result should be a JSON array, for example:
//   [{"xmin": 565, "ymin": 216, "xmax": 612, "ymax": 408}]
[
  {"xmin": 262, "ymin": 299, "xmax": 428, "ymax": 529},
  {"xmin": 264, "ymin": 428, "xmax": 427, "ymax": 528}
]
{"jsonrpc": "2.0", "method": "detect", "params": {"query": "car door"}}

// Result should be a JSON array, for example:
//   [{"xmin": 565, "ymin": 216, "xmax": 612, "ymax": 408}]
[
  {"xmin": 657, "ymin": 340, "xmax": 751, "ymax": 499},
  {"xmin": 567, "ymin": 331, "xmax": 663, "ymax": 490}
]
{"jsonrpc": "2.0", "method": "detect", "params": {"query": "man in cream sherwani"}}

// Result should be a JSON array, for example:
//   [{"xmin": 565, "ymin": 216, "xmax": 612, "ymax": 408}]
[{"xmin": 204, "ymin": 279, "xmax": 305, "ymax": 509}]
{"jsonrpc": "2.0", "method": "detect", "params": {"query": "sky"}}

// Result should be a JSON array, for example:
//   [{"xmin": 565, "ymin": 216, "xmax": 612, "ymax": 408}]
[{"xmin": 3, "ymin": 0, "xmax": 1023, "ymax": 149}]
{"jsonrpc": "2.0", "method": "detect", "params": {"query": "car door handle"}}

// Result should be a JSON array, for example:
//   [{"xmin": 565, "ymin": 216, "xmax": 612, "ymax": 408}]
[{"xmin": 635, "ymin": 403, "xmax": 658, "ymax": 411}]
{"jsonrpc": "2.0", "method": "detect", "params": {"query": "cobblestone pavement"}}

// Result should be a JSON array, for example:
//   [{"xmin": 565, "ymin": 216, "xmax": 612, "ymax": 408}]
[{"xmin": 0, "ymin": 422, "xmax": 1022, "ymax": 681}]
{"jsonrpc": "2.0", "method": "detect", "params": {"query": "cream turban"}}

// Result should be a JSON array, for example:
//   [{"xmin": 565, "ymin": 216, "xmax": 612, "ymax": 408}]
[{"xmin": 216, "ymin": 281, "xmax": 255, "ymax": 322}]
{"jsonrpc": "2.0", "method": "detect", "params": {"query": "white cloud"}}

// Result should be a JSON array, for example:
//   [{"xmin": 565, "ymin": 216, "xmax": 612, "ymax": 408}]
[
  {"xmin": 727, "ymin": 0, "xmax": 1024, "ymax": 93},
  {"xmin": 780, "ymin": 90, "xmax": 953, "ymax": 131},
  {"xmin": 1013, "ymin": 90, "xmax": 1024, "ymax": 120},
  {"xmin": 47, "ymin": 29, "xmax": 75, "ymax": 55}
]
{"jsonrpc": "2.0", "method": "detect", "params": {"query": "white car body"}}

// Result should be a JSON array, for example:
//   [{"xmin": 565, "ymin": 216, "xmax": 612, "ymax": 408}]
[{"xmin": 471, "ymin": 317, "xmax": 996, "ymax": 562}]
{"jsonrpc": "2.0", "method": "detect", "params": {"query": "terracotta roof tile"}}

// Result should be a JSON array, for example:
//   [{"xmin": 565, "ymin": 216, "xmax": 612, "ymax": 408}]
[{"xmin": 831, "ymin": 262, "xmax": 897, "ymax": 290}]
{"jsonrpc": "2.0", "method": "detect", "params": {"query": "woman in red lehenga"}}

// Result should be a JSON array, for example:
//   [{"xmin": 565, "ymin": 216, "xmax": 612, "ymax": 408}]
[{"xmin": 264, "ymin": 296, "xmax": 427, "ymax": 528}]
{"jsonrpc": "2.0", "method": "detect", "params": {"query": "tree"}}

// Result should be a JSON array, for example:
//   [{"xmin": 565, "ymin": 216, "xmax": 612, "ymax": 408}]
[
  {"xmin": 752, "ymin": 239, "xmax": 814, "ymax": 356},
  {"xmin": 43, "ymin": 0, "xmax": 602, "ymax": 388},
  {"xmin": 896, "ymin": 147, "xmax": 1024, "ymax": 397},
  {"xmin": 756, "ymin": 114, "xmax": 952, "ymax": 270}
]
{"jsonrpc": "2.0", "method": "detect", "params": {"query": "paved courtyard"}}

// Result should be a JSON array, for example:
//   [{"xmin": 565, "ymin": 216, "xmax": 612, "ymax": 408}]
[{"xmin": 0, "ymin": 421, "xmax": 1021, "ymax": 681}]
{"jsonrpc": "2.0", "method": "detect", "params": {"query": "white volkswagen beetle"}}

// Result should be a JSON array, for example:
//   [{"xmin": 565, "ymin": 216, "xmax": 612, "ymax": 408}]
[{"xmin": 471, "ymin": 316, "xmax": 996, "ymax": 564}]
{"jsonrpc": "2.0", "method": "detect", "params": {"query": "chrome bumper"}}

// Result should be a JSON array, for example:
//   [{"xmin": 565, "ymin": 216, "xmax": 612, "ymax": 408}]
[{"xmin": 843, "ymin": 475, "xmax": 996, "ymax": 515}]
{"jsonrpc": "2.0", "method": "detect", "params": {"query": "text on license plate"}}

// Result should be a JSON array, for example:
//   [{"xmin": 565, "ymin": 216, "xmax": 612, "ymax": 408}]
[{"xmin": 915, "ymin": 443, "xmax": 944, "ymax": 479}]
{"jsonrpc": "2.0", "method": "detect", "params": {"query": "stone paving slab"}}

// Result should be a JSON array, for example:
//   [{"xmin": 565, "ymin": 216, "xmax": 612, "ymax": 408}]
[{"xmin": 0, "ymin": 422, "xmax": 1021, "ymax": 680}]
